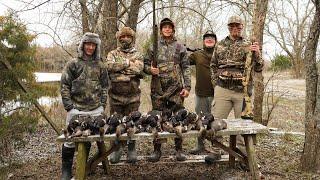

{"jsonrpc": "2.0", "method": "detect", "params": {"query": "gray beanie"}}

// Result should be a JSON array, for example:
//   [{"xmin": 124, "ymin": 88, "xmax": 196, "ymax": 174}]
[{"xmin": 78, "ymin": 32, "xmax": 101, "ymax": 60}]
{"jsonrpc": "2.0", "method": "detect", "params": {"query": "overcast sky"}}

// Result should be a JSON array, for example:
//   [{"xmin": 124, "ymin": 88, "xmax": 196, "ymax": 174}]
[{"xmin": 0, "ymin": 0, "xmax": 73, "ymax": 46}]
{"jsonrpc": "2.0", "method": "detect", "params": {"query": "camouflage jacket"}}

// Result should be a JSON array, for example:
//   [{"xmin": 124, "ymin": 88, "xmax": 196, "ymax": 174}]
[
  {"xmin": 210, "ymin": 36, "xmax": 264, "ymax": 92},
  {"xmin": 105, "ymin": 47, "xmax": 143, "ymax": 105},
  {"xmin": 106, "ymin": 47, "xmax": 144, "ymax": 82},
  {"xmin": 144, "ymin": 36, "xmax": 191, "ymax": 92},
  {"xmin": 60, "ymin": 57, "xmax": 109, "ymax": 111}
]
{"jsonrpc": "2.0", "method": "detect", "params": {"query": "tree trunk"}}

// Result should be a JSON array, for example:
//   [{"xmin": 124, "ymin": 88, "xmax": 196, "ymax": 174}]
[
  {"xmin": 79, "ymin": 0, "xmax": 91, "ymax": 33},
  {"xmin": 252, "ymin": 0, "xmax": 268, "ymax": 125},
  {"xmin": 301, "ymin": 0, "xmax": 320, "ymax": 172},
  {"xmin": 101, "ymin": 0, "xmax": 118, "ymax": 56},
  {"xmin": 126, "ymin": 0, "xmax": 144, "ymax": 31}
]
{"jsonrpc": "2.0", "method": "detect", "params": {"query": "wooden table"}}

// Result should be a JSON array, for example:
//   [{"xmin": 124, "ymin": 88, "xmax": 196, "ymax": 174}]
[{"xmin": 57, "ymin": 119, "xmax": 269, "ymax": 180}]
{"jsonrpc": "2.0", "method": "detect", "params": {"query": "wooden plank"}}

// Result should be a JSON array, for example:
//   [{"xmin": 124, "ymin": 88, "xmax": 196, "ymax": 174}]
[
  {"xmin": 94, "ymin": 142, "xmax": 108, "ymax": 174},
  {"xmin": 76, "ymin": 143, "xmax": 88, "ymax": 180},
  {"xmin": 106, "ymin": 155, "xmax": 231, "ymax": 165},
  {"xmin": 211, "ymin": 139, "xmax": 245, "ymax": 163},
  {"xmin": 86, "ymin": 143, "xmax": 118, "ymax": 175},
  {"xmin": 56, "ymin": 119, "xmax": 269, "ymax": 143},
  {"xmin": 244, "ymin": 135, "xmax": 260, "ymax": 180},
  {"xmin": 229, "ymin": 135, "xmax": 237, "ymax": 167}
]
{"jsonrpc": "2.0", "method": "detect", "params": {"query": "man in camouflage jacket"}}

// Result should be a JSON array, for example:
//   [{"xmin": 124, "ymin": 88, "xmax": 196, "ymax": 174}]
[
  {"xmin": 207, "ymin": 15, "xmax": 264, "ymax": 163},
  {"xmin": 144, "ymin": 18, "xmax": 191, "ymax": 162},
  {"xmin": 105, "ymin": 27, "xmax": 144, "ymax": 164},
  {"xmin": 60, "ymin": 32, "xmax": 108, "ymax": 180}
]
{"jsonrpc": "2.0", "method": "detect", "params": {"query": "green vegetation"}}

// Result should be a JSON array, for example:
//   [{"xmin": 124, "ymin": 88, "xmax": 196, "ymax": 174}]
[
  {"xmin": 0, "ymin": 14, "xmax": 56, "ymax": 165},
  {"xmin": 270, "ymin": 54, "xmax": 292, "ymax": 71}
]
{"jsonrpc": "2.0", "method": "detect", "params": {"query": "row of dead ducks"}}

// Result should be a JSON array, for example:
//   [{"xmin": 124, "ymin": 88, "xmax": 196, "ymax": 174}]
[{"xmin": 64, "ymin": 109, "xmax": 227, "ymax": 140}]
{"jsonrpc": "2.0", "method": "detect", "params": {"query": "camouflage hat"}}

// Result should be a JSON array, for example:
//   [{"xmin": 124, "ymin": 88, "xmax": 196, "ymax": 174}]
[
  {"xmin": 203, "ymin": 30, "xmax": 217, "ymax": 41},
  {"xmin": 227, "ymin": 15, "xmax": 243, "ymax": 25},
  {"xmin": 116, "ymin": 27, "xmax": 135, "ymax": 39},
  {"xmin": 160, "ymin": 18, "xmax": 175, "ymax": 30}
]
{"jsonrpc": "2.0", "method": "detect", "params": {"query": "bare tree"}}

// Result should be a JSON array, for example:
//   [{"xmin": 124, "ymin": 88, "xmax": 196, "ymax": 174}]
[
  {"xmin": 252, "ymin": 0, "xmax": 268, "ymax": 124},
  {"xmin": 126, "ymin": 0, "xmax": 145, "ymax": 31},
  {"xmin": 266, "ymin": 0, "xmax": 314, "ymax": 78},
  {"xmin": 98, "ymin": 0, "xmax": 118, "ymax": 55},
  {"xmin": 301, "ymin": 0, "xmax": 320, "ymax": 172}
]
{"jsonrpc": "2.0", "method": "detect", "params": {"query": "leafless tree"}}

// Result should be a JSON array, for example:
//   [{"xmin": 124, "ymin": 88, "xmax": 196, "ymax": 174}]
[{"xmin": 266, "ymin": 0, "xmax": 315, "ymax": 78}]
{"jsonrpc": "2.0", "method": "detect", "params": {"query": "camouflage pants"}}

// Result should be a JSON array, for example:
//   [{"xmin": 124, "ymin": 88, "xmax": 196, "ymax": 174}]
[
  {"xmin": 110, "ymin": 102, "xmax": 140, "ymax": 116},
  {"xmin": 151, "ymin": 91, "xmax": 184, "ymax": 113}
]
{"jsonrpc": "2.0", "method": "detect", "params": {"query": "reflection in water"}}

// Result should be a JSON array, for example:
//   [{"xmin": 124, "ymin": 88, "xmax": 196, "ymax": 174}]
[{"xmin": 1, "ymin": 96, "xmax": 60, "ymax": 116}]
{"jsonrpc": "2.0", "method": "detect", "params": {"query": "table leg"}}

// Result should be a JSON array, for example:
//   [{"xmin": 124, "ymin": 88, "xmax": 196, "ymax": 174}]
[
  {"xmin": 229, "ymin": 135, "xmax": 237, "ymax": 167},
  {"xmin": 86, "ymin": 141, "xmax": 118, "ymax": 175},
  {"xmin": 244, "ymin": 135, "xmax": 260, "ymax": 180},
  {"xmin": 76, "ymin": 142, "xmax": 88, "ymax": 180},
  {"xmin": 97, "ymin": 141, "xmax": 109, "ymax": 174}
]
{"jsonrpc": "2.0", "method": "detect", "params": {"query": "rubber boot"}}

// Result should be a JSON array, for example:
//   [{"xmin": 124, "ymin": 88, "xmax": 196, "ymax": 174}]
[
  {"xmin": 147, "ymin": 140, "xmax": 162, "ymax": 162},
  {"xmin": 110, "ymin": 141, "xmax": 122, "ymax": 164},
  {"xmin": 61, "ymin": 144, "xmax": 75, "ymax": 180},
  {"xmin": 175, "ymin": 138, "xmax": 186, "ymax": 161},
  {"xmin": 127, "ymin": 140, "xmax": 137, "ymax": 163},
  {"xmin": 205, "ymin": 153, "xmax": 221, "ymax": 164},
  {"xmin": 190, "ymin": 137, "xmax": 205, "ymax": 154}
]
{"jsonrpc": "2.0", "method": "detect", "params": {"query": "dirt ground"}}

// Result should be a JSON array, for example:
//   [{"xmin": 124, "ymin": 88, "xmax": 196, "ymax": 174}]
[{"xmin": 2, "ymin": 71, "xmax": 318, "ymax": 180}]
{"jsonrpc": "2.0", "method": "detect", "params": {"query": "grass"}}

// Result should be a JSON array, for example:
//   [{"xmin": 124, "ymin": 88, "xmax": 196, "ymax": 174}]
[{"xmin": 264, "ymin": 96, "xmax": 305, "ymax": 132}]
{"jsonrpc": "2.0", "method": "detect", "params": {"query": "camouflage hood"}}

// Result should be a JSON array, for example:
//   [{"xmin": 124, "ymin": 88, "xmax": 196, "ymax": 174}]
[{"xmin": 78, "ymin": 32, "xmax": 101, "ymax": 61}]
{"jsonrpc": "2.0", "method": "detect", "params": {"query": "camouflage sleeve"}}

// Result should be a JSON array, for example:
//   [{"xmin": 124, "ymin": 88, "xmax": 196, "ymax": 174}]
[
  {"xmin": 210, "ymin": 47, "xmax": 218, "ymax": 88},
  {"xmin": 106, "ymin": 50, "xmax": 129, "ymax": 72},
  {"xmin": 143, "ymin": 45, "xmax": 153, "ymax": 75},
  {"xmin": 60, "ymin": 60, "xmax": 75, "ymax": 111},
  {"xmin": 253, "ymin": 54, "xmax": 264, "ymax": 72},
  {"xmin": 188, "ymin": 52, "xmax": 196, "ymax": 65},
  {"xmin": 180, "ymin": 46, "xmax": 191, "ymax": 91},
  {"xmin": 124, "ymin": 52, "xmax": 144, "ymax": 75},
  {"xmin": 99, "ymin": 64, "xmax": 109, "ymax": 109}
]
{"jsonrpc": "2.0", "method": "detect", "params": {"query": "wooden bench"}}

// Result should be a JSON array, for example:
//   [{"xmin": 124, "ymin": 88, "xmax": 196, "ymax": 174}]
[{"xmin": 57, "ymin": 119, "xmax": 269, "ymax": 180}]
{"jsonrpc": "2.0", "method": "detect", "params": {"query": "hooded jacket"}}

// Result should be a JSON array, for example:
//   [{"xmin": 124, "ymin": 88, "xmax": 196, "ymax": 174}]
[{"xmin": 60, "ymin": 32, "xmax": 109, "ymax": 111}]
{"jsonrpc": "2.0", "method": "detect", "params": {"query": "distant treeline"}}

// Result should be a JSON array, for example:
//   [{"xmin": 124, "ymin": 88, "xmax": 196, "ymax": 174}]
[{"xmin": 35, "ymin": 46, "xmax": 76, "ymax": 72}]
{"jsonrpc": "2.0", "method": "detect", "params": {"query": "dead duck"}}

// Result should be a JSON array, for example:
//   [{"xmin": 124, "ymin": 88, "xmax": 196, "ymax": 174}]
[
  {"xmin": 160, "ymin": 109, "xmax": 174, "ymax": 132},
  {"xmin": 125, "ymin": 111, "xmax": 142, "ymax": 138},
  {"xmin": 182, "ymin": 112, "xmax": 198, "ymax": 131},
  {"xmin": 135, "ymin": 114, "xmax": 149, "ymax": 133},
  {"xmin": 116, "ymin": 116, "xmax": 127, "ymax": 138},
  {"xmin": 66, "ymin": 115, "xmax": 82, "ymax": 138},
  {"xmin": 86, "ymin": 114, "xmax": 107, "ymax": 136},
  {"xmin": 202, "ymin": 114, "xmax": 227, "ymax": 140},
  {"xmin": 105, "ymin": 113, "xmax": 122, "ymax": 134}
]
